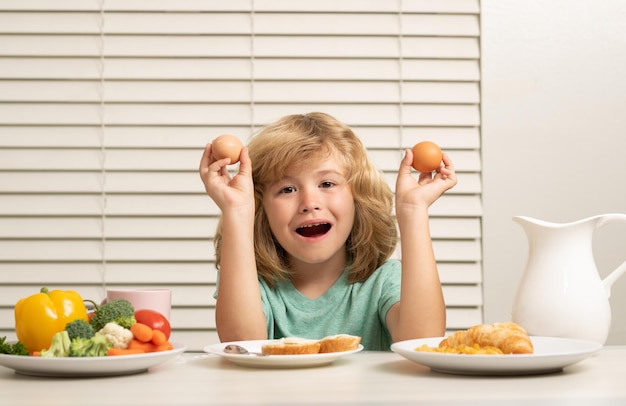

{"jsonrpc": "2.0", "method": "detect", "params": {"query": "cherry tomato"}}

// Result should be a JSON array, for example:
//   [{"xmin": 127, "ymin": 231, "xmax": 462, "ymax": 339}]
[{"xmin": 134, "ymin": 309, "xmax": 171, "ymax": 339}]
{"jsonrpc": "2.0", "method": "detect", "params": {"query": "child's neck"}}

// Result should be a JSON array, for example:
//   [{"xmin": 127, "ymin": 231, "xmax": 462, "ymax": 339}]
[{"xmin": 289, "ymin": 258, "xmax": 346, "ymax": 299}]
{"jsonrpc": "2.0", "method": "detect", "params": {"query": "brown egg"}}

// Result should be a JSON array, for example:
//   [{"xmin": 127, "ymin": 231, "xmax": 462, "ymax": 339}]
[
  {"xmin": 212, "ymin": 134, "xmax": 243, "ymax": 163},
  {"xmin": 411, "ymin": 141, "xmax": 443, "ymax": 173}
]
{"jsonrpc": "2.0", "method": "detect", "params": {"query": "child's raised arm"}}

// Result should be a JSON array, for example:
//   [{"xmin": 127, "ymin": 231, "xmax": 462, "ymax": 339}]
[
  {"xmin": 199, "ymin": 145, "xmax": 267, "ymax": 341},
  {"xmin": 386, "ymin": 149, "xmax": 457, "ymax": 342}
]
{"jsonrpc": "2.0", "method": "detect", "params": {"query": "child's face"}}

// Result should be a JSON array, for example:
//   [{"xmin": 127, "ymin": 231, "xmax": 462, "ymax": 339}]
[{"xmin": 262, "ymin": 155, "xmax": 355, "ymax": 272}]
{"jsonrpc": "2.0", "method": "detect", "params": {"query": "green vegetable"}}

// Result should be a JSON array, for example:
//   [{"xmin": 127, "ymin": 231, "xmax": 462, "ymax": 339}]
[
  {"xmin": 69, "ymin": 334, "xmax": 111, "ymax": 357},
  {"xmin": 65, "ymin": 319, "xmax": 95, "ymax": 340},
  {"xmin": 86, "ymin": 299, "xmax": 136, "ymax": 331},
  {"xmin": 0, "ymin": 336, "xmax": 29, "ymax": 356},
  {"xmin": 40, "ymin": 331, "xmax": 71, "ymax": 358}
]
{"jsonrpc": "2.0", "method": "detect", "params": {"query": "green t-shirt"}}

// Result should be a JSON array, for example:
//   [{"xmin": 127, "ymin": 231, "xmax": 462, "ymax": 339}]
[{"xmin": 259, "ymin": 259, "xmax": 401, "ymax": 351}]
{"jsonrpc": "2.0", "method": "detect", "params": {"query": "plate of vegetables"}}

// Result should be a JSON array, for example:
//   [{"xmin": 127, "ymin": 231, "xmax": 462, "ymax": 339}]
[
  {"xmin": 0, "ymin": 340, "xmax": 186, "ymax": 377},
  {"xmin": 0, "ymin": 287, "xmax": 186, "ymax": 377}
]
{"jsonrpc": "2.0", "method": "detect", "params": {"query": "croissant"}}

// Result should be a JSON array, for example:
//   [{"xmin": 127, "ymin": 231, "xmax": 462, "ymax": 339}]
[{"xmin": 439, "ymin": 322, "xmax": 534, "ymax": 354}]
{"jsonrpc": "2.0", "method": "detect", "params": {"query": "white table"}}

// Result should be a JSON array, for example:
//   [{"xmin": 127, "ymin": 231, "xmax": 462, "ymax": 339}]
[{"xmin": 0, "ymin": 347, "xmax": 624, "ymax": 405}]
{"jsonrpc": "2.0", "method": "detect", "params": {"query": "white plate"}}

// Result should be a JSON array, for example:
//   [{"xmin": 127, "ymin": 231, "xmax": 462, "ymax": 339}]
[
  {"xmin": 0, "ymin": 342, "xmax": 186, "ymax": 377},
  {"xmin": 391, "ymin": 336, "xmax": 601, "ymax": 376},
  {"xmin": 204, "ymin": 340, "xmax": 363, "ymax": 368}
]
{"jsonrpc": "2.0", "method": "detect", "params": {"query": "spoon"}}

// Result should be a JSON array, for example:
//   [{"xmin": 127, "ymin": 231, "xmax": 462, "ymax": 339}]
[{"xmin": 223, "ymin": 344, "xmax": 267, "ymax": 356}]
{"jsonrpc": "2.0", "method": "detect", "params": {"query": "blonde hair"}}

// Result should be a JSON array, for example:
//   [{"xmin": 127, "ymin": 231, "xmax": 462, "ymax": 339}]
[{"xmin": 214, "ymin": 112, "xmax": 397, "ymax": 286}]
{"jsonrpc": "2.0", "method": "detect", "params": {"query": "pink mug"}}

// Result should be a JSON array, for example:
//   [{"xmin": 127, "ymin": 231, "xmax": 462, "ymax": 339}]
[{"xmin": 106, "ymin": 288, "xmax": 172, "ymax": 321}]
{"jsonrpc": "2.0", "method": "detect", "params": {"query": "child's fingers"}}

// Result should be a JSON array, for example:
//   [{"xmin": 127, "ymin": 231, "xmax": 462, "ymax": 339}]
[
  {"xmin": 199, "ymin": 143, "xmax": 212, "ymax": 174},
  {"xmin": 397, "ymin": 149, "xmax": 414, "ymax": 176}
]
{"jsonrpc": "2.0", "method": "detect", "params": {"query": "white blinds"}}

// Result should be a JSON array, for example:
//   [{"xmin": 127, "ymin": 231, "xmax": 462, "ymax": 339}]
[{"xmin": 0, "ymin": 0, "xmax": 482, "ymax": 350}]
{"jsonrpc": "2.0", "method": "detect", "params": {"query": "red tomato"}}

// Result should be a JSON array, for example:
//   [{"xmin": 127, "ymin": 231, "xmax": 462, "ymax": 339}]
[{"xmin": 134, "ymin": 309, "xmax": 171, "ymax": 339}]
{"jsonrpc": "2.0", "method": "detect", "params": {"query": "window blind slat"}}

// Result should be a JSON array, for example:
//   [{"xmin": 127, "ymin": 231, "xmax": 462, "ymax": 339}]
[
  {"xmin": 0, "ymin": 35, "xmax": 253, "ymax": 57},
  {"xmin": 258, "ymin": 59, "xmax": 481, "ymax": 81},
  {"xmin": 0, "ymin": 0, "xmax": 250, "ymax": 12},
  {"xmin": 0, "ymin": 104, "xmax": 480, "ymax": 126},
  {"xmin": 255, "ymin": 0, "xmax": 479, "ymax": 13},
  {"xmin": 256, "ymin": 37, "xmax": 478, "ymax": 58},
  {"xmin": 358, "ymin": 127, "xmax": 481, "ymax": 149},
  {"xmin": 254, "ymin": 104, "xmax": 480, "ymax": 127},
  {"xmin": 1, "ymin": 36, "xmax": 479, "ymax": 59},
  {"xmin": 0, "ymin": 58, "xmax": 481, "ymax": 81},
  {"xmin": 0, "ymin": 126, "xmax": 243, "ymax": 148},
  {"xmin": 0, "ymin": 240, "xmax": 216, "ymax": 262},
  {"xmin": 0, "ymin": 0, "xmax": 479, "ymax": 13},
  {"xmin": 1, "ymin": 81, "xmax": 480, "ymax": 104},
  {"xmin": 446, "ymin": 308, "xmax": 483, "ymax": 330},
  {"xmin": 438, "ymin": 263, "xmax": 482, "ymax": 284},
  {"xmin": 443, "ymin": 286, "xmax": 483, "ymax": 306},
  {"xmin": 0, "ymin": 263, "xmax": 218, "ymax": 284},
  {"xmin": 0, "ymin": 217, "xmax": 220, "ymax": 239},
  {"xmin": 256, "ymin": 14, "xmax": 479, "ymax": 36},
  {"xmin": 0, "ymin": 104, "xmax": 253, "ymax": 125},
  {"xmin": 0, "ymin": 126, "xmax": 481, "ymax": 149}
]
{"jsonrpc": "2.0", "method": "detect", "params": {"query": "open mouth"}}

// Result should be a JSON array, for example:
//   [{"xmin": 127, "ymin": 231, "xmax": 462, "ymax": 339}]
[{"xmin": 296, "ymin": 223, "xmax": 332, "ymax": 238}]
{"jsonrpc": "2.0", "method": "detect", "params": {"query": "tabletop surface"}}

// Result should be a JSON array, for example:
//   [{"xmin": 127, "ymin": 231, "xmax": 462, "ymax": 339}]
[{"xmin": 1, "ymin": 346, "xmax": 625, "ymax": 405}]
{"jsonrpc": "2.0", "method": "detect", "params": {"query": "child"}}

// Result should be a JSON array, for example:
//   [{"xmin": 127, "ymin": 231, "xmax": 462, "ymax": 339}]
[{"xmin": 199, "ymin": 112, "xmax": 457, "ymax": 351}]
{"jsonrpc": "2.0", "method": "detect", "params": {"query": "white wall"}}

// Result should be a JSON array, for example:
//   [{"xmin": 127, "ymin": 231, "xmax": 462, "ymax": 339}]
[{"xmin": 481, "ymin": 0, "xmax": 626, "ymax": 344}]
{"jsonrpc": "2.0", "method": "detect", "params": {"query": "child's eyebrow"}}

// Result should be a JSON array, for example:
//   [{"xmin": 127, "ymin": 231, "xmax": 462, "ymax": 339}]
[
  {"xmin": 283, "ymin": 168, "xmax": 345, "ymax": 179},
  {"xmin": 316, "ymin": 169, "xmax": 345, "ymax": 177},
  {"xmin": 276, "ymin": 172, "xmax": 344, "ymax": 186}
]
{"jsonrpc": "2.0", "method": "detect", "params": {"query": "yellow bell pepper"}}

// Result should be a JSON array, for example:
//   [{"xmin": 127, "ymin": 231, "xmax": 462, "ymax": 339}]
[{"xmin": 14, "ymin": 287, "xmax": 89, "ymax": 354}]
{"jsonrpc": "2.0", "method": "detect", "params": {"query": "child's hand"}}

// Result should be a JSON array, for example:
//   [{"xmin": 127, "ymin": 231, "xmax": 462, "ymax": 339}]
[
  {"xmin": 395, "ymin": 149, "xmax": 457, "ymax": 212},
  {"xmin": 198, "ymin": 143, "xmax": 254, "ymax": 212}
]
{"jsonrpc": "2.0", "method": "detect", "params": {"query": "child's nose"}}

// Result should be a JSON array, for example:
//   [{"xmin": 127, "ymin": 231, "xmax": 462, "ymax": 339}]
[{"xmin": 300, "ymin": 189, "xmax": 320, "ymax": 212}]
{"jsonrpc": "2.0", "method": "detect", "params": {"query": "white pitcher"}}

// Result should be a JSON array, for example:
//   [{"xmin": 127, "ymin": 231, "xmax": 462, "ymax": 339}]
[{"xmin": 511, "ymin": 214, "xmax": 626, "ymax": 344}]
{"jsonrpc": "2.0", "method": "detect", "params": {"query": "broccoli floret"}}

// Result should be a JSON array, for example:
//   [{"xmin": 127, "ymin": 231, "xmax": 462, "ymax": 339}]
[
  {"xmin": 97, "ymin": 322, "xmax": 134, "ymax": 349},
  {"xmin": 65, "ymin": 319, "xmax": 95, "ymax": 340},
  {"xmin": 40, "ymin": 331, "xmax": 71, "ymax": 358},
  {"xmin": 87, "ymin": 299, "xmax": 136, "ymax": 331},
  {"xmin": 69, "ymin": 335, "xmax": 111, "ymax": 357}
]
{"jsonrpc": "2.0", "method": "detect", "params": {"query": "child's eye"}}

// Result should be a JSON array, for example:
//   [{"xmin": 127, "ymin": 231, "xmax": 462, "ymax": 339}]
[
  {"xmin": 279, "ymin": 186, "xmax": 296, "ymax": 194},
  {"xmin": 320, "ymin": 181, "xmax": 335, "ymax": 188}
]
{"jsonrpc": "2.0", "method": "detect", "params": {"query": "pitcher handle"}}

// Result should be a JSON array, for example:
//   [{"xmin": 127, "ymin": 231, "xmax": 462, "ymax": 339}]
[
  {"xmin": 597, "ymin": 213, "xmax": 626, "ymax": 296},
  {"xmin": 596, "ymin": 213, "xmax": 626, "ymax": 228},
  {"xmin": 604, "ymin": 262, "xmax": 626, "ymax": 298}
]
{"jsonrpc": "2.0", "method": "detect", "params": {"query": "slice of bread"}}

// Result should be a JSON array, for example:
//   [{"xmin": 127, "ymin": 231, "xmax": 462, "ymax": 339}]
[
  {"xmin": 318, "ymin": 334, "xmax": 362, "ymax": 353},
  {"xmin": 261, "ymin": 337, "xmax": 321, "ymax": 355}
]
